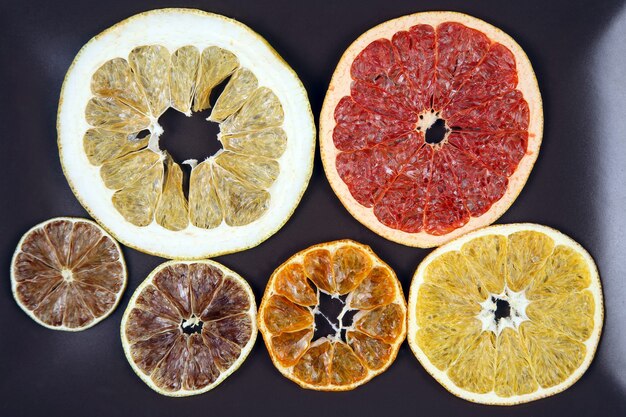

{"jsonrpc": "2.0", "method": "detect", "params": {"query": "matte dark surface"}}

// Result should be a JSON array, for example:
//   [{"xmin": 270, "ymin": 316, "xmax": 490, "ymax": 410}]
[{"xmin": 1, "ymin": 1, "xmax": 626, "ymax": 416}]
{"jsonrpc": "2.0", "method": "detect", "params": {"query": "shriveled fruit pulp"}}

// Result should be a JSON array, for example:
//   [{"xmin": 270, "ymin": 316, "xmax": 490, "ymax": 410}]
[
  {"xmin": 11, "ymin": 217, "xmax": 126, "ymax": 331},
  {"xmin": 58, "ymin": 9, "xmax": 315, "ymax": 259},
  {"xmin": 320, "ymin": 12, "xmax": 542, "ymax": 247},
  {"xmin": 121, "ymin": 260, "xmax": 256, "ymax": 396},
  {"xmin": 258, "ymin": 240, "xmax": 407, "ymax": 390},
  {"xmin": 407, "ymin": 223, "xmax": 603, "ymax": 405}
]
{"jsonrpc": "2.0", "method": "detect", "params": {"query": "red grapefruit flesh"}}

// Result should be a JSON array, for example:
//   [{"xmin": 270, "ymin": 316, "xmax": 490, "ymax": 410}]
[{"xmin": 320, "ymin": 12, "xmax": 542, "ymax": 247}]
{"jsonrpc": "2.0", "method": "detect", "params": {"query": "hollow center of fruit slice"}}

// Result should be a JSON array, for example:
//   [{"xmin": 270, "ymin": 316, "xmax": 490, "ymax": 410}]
[
  {"xmin": 417, "ymin": 111, "xmax": 450, "ymax": 145},
  {"xmin": 181, "ymin": 315, "xmax": 204, "ymax": 335},
  {"xmin": 313, "ymin": 292, "xmax": 358, "ymax": 342},
  {"xmin": 477, "ymin": 287, "xmax": 530, "ymax": 336},
  {"xmin": 158, "ymin": 108, "xmax": 224, "ymax": 163}
]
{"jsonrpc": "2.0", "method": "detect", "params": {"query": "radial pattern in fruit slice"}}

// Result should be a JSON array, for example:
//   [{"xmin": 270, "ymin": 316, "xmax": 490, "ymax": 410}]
[
  {"xmin": 58, "ymin": 9, "xmax": 315, "ymax": 259},
  {"xmin": 11, "ymin": 217, "xmax": 127, "ymax": 331},
  {"xmin": 320, "ymin": 12, "xmax": 543, "ymax": 248},
  {"xmin": 121, "ymin": 260, "xmax": 256, "ymax": 396},
  {"xmin": 258, "ymin": 240, "xmax": 407, "ymax": 391},
  {"xmin": 407, "ymin": 223, "xmax": 603, "ymax": 405}
]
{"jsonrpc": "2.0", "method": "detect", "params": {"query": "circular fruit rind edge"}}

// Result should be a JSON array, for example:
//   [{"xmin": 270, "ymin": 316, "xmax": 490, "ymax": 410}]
[
  {"xmin": 120, "ymin": 259, "xmax": 258, "ymax": 397},
  {"xmin": 257, "ymin": 239, "xmax": 407, "ymax": 391},
  {"xmin": 319, "ymin": 11, "xmax": 543, "ymax": 248},
  {"xmin": 406, "ymin": 223, "xmax": 604, "ymax": 405},
  {"xmin": 57, "ymin": 8, "xmax": 316, "ymax": 260},
  {"xmin": 10, "ymin": 216, "xmax": 128, "ymax": 332}
]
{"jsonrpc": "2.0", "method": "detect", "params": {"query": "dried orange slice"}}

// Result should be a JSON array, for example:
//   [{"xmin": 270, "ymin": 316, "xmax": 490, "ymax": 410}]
[
  {"xmin": 258, "ymin": 240, "xmax": 407, "ymax": 390},
  {"xmin": 58, "ymin": 9, "xmax": 315, "ymax": 259},
  {"xmin": 320, "ymin": 12, "xmax": 542, "ymax": 248},
  {"xmin": 121, "ymin": 260, "xmax": 256, "ymax": 396},
  {"xmin": 11, "ymin": 217, "xmax": 126, "ymax": 331},
  {"xmin": 408, "ymin": 223, "xmax": 603, "ymax": 405}
]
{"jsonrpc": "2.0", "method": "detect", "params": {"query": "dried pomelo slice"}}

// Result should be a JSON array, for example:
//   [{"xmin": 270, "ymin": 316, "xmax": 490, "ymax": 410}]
[
  {"xmin": 320, "ymin": 12, "xmax": 542, "ymax": 247},
  {"xmin": 407, "ymin": 224, "xmax": 603, "ymax": 405},
  {"xmin": 58, "ymin": 9, "xmax": 315, "ymax": 259},
  {"xmin": 258, "ymin": 240, "xmax": 407, "ymax": 391},
  {"xmin": 10, "ymin": 217, "xmax": 126, "ymax": 331},
  {"xmin": 121, "ymin": 260, "xmax": 256, "ymax": 396}
]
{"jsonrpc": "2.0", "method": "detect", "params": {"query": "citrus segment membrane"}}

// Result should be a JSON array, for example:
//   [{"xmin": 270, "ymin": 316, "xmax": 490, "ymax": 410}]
[
  {"xmin": 407, "ymin": 224, "xmax": 603, "ymax": 405},
  {"xmin": 320, "ymin": 12, "xmax": 542, "ymax": 247},
  {"xmin": 11, "ymin": 217, "xmax": 127, "ymax": 331},
  {"xmin": 258, "ymin": 240, "xmax": 407, "ymax": 391},
  {"xmin": 86, "ymin": 43, "xmax": 285, "ymax": 232},
  {"xmin": 58, "ymin": 9, "xmax": 315, "ymax": 259},
  {"xmin": 121, "ymin": 260, "xmax": 256, "ymax": 396}
]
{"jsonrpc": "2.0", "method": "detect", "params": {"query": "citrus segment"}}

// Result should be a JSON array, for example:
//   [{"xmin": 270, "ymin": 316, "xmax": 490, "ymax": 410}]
[
  {"xmin": 320, "ymin": 12, "xmax": 543, "ymax": 247},
  {"xmin": 121, "ymin": 260, "xmax": 256, "ymax": 396},
  {"xmin": 274, "ymin": 264, "xmax": 317, "ymax": 307},
  {"xmin": 408, "ymin": 224, "xmax": 603, "ymax": 405},
  {"xmin": 90, "ymin": 57, "xmax": 149, "ymax": 114},
  {"xmin": 83, "ymin": 129, "xmax": 149, "ymax": 165},
  {"xmin": 169, "ymin": 46, "xmax": 200, "ymax": 115},
  {"xmin": 210, "ymin": 68, "xmax": 258, "ymax": 122},
  {"xmin": 258, "ymin": 240, "xmax": 406, "ymax": 391},
  {"xmin": 193, "ymin": 46, "xmax": 239, "ymax": 112},
  {"xmin": 346, "ymin": 330, "xmax": 392, "ymax": 370},
  {"xmin": 11, "ymin": 217, "xmax": 126, "ymax": 331},
  {"xmin": 128, "ymin": 45, "xmax": 171, "ymax": 117},
  {"xmin": 58, "ymin": 9, "xmax": 315, "ymax": 259},
  {"xmin": 348, "ymin": 267, "xmax": 395, "ymax": 309},
  {"xmin": 271, "ymin": 329, "xmax": 314, "ymax": 366}
]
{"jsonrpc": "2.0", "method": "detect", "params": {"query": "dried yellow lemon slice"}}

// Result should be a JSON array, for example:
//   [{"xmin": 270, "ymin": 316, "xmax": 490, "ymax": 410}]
[
  {"xmin": 11, "ymin": 217, "xmax": 126, "ymax": 331},
  {"xmin": 121, "ymin": 260, "xmax": 256, "ymax": 396},
  {"xmin": 407, "ymin": 223, "xmax": 603, "ymax": 405},
  {"xmin": 58, "ymin": 9, "xmax": 314, "ymax": 259},
  {"xmin": 258, "ymin": 240, "xmax": 407, "ymax": 390}
]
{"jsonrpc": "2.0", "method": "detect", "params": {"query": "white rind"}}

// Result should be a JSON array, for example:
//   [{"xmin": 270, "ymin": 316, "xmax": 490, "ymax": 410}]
[
  {"xmin": 320, "ymin": 11, "xmax": 543, "ymax": 248},
  {"xmin": 58, "ymin": 9, "xmax": 315, "ymax": 259},
  {"xmin": 407, "ymin": 223, "xmax": 604, "ymax": 405},
  {"xmin": 120, "ymin": 259, "xmax": 258, "ymax": 397},
  {"xmin": 10, "ymin": 217, "xmax": 128, "ymax": 332}
]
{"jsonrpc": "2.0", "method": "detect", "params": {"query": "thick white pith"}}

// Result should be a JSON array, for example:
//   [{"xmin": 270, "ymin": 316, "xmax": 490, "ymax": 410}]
[
  {"xmin": 407, "ymin": 223, "xmax": 604, "ymax": 405},
  {"xmin": 58, "ymin": 9, "xmax": 315, "ymax": 259},
  {"xmin": 319, "ymin": 11, "xmax": 543, "ymax": 248}
]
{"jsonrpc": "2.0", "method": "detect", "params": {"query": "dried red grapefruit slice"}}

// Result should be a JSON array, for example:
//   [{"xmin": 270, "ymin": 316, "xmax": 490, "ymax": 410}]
[
  {"xmin": 121, "ymin": 260, "xmax": 256, "ymax": 396},
  {"xmin": 320, "ymin": 12, "xmax": 542, "ymax": 247},
  {"xmin": 10, "ymin": 217, "xmax": 127, "ymax": 331}
]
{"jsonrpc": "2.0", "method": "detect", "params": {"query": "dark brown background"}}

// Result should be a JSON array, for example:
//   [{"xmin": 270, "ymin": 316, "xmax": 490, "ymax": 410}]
[{"xmin": 1, "ymin": 0, "xmax": 626, "ymax": 416}]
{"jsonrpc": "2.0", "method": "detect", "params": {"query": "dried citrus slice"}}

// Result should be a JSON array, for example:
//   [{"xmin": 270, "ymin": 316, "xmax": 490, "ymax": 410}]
[
  {"xmin": 258, "ymin": 240, "xmax": 407, "ymax": 390},
  {"xmin": 58, "ymin": 9, "xmax": 315, "ymax": 259},
  {"xmin": 10, "ymin": 217, "xmax": 126, "ymax": 331},
  {"xmin": 320, "ymin": 12, "xmax": 542, "ymax": 247},
  {"xmin": 407, "ymin": 223, "xmax": 603, "ymax": 405},
  {"xmin": 121, "ymin": 260, "xmax": 256, "ymax": 396}
]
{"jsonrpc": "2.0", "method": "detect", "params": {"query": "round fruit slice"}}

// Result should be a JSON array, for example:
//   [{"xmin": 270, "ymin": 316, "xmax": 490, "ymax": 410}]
[
  {"xmin": 121, "ymin": 260, "xmax": 256, "ymax": 396},
  {"xmin": 258, "ymin": 240, "xmax": 407, "ymax": 390},
  {"xmin": 11, "ymin": 217, "xmax": 127, "ymax": 331},
  {"xmin": 320, "ymin": 12, "xmax": 542, "ymax": 247},
  {"xmin": 58, "ymin": 9, "xmax": 315, "ymax": 259},
  {"xmin": 407, "ymin": 223, "xmax": 603, "ymax": 405}
]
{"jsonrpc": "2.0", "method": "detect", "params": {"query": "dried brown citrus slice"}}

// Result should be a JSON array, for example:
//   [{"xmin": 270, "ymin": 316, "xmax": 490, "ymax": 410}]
[
  {"xmin": 11, "ymin": 217, "xmax": 126, "ymax": 331},
  {"xmin": 320, "ymin": 12, "xmax": 542, "ymax": 248},
  {"xmin": 407, "ymin": 223, "xmax": 603, "ymax": 405},
  {"xmin": 58, "ymin": 9, "xmax": 314, "ymax": 259},
  {"xmin": 258, "ymin": 240, "xmax": 407, "ymax": 390},
  {"xmin": 121, "ymin": 260, "xmax": 256, "ymax": 396}
]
